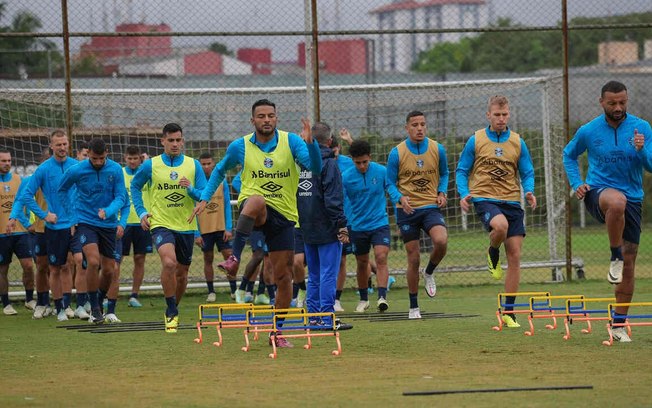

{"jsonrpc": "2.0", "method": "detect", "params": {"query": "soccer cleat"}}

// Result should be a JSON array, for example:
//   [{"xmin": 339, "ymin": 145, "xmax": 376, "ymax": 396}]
[
  {"xmin": 57, "ymin": 309, "xmax": 69, "ymax": 322},
  {"xmin": 254, "ymin": 293, "xmax": 270, "ymax": 305},
  {"xmin": 102, "ymin": 298, "xmax": 109, "ymax": 311},
  {"xmin": 423, "ymin": 272, "xmax": 437, "ymax": 298},
  {"xmin": 387, "ymin": 276, "xmax": 396, "ymax": 291},
  {"xmin": 45, "ymin": 306, "xmax": 55, "ymax": 317},
  {"xmin": 217, "ymin": 255, "xmax": 239, "ymax": 278},
  {"xmin": 83, "ymin": 301, "xmax": 92, "ymax": 314},
  {"xmin": 334, "ymin": 318, "xmax": 353, "ymax": 331},
  {"xmin": 244, "ymin": 292, "xmax": 254, "ymax": 303},
  {"xmin": 230, "ymin": 292, "xmax": 236, "ymax": 300},
  {"xmin": 105, "ymin": 313, "xmax": 122, "ymax": 324},
  {"xmin": 377, "ymin": 297, "xmax": 389, "ymax": 312},
  {"xmin": 334, "ymin": 300, "xmax": 344, "ymax": 312},
  {"xmin": 64, "ymin": 306, "xmax": 75, "ymax": 319},
  {"xmin": 206, "ymin": 292, "xmax": 216, "ymax": 303},
  {"xmin": 74, "ymin": 305, "xmax": 91, "ymax": 320},
  {"xmin": 164, "ymin": 314, "xmax": 179, "ymax": 333},
  {"xmin": 128, "ymin": 297, "xmax": 143, "ymax": 308},
  {"xmin": 290, "ymin": 298, "xmax": 297, "ymax": 307},
  {"xmin": 90, "ymin": 308, "xmax": 105, "ymax": 325},
  {"xmin": 608, "ymin": 259, "xmax": 624, "ymax": 284},
  {"xmin": 409, "ymin": 307, "xmax": 422, "ymax": 319},
  {"xmin": 611, "ymin": 327, "xmax": 632, "ymax": 343},
  {"xmin": 501, "ymin": 314, "xmax": 521, "ymax": 328},
  {"xmin": 235, "ymin": 289, "xmax": 246, "ymax": 304},
  {"xmin": 3, "ymin": 304, "xmax": 18, "ymax": 315},
  {"xmin": 32, "ymin": 305, "xmax": 47, "ymax": 319},
  {"xmin": 269, "ymin": 332, "xmax": 293, "ymax": 348},
  {"xmin": 354, "ymin": 300, "xmax": 370, "ymax": 313},
  {"xmin": 24, "ymin": 300, "xmax": 37, "ymax": 311},
  {"xmin": 296, "ymin": 289, "xmax": 306, "ymax": 308},
  {"xmin": 487, "ymin": 253, "xmax": 504, "ymax": 280}
]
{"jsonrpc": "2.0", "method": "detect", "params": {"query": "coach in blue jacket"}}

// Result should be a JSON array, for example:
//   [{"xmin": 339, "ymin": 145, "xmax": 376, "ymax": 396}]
[{"xmin": 297, "ymin": 122, "xmax": 349, "ymax": 328}]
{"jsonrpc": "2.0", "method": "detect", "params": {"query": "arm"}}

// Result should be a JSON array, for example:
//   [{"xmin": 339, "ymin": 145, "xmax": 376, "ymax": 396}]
[
  {"xmin": 101, "ymin": 166, "xmax": 127, "ymax": 220},
  {"xmin": 635, "ymin": 123, "xmax": 652, "ymax": 172},
  {"xmin": 22, "ymin": 169, "xmax": 49, "ymax": 221},
  {"xmin": 223, "ymin": 179, "xmax": 233, "ymax": 233},
  {"xmin": 562, "ymin": 128, "xmax": 588, "ymax": 192},
  {"xmin": 437, "ymin": 144, "xmax": 449, "ymax": 195},
  {"xmin": 9, "ymin": 178, "xmax": 32, "ymax": 230},
  {"xmin": 382, "ymin": 166, "xmax": 402, "ymax": 204},
  {"xmin": 289, "ymin": 133, "xmax": 322, "ymax": 175},
  {"xmin": 518, "ymin": 140, "xmax": 535, "ymax": 195},
  {"xmin": 57, "ymin": 163, "xmax": 79, "ymax": 220},
  {"xmin": 185, "ymin": 159, "xmax": 207, "ymax": 201},
  {"xmin": 385, "ymin": 148, "xmax": 400, "ymax": 187},
  {"xmin": 130, "ymin": 159, "xmax": 153, "ymax": 220},
  {"xmin": 200, "ymin": 140, "xmax": 242, "ymax": 202},
  {"xmin": 321, "ymin": 162, "xmax": 347, "ymax": 228},
  {"xmin": 455, "ymin": 136, "xmax": 476, "ymax": 199}
]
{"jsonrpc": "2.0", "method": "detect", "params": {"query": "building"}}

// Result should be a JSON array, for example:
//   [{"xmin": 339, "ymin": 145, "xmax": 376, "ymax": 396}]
[
  {"xmin": 370, "ymin": 0, "xmax": 488, "ymax": 72},
  {"xmin": 80, "ymin": 23, "xmax": 172, "ymax": 59},
  {"xmin": 297, "ymin": 39, "xmax": 368, "ymax": 75},
  {"xmin": 237, "ymin": 48, "xmax": 272, "ymax": 75},
  {"xmin": 598, "ymin": 41, "xmax": 638, "ymax": 66}
]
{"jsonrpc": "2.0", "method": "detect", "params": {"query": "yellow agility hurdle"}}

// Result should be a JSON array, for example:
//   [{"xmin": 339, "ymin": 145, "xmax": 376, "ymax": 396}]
[
  {"xmin": 241, "ymin": 307, "xmax": 306, "ymax": 352},
  {"xmin": 193, "ymin": 303, "xmax": 273, "ymax": 347},
  {"xmin": 269, "ymin": 312, "xmax": 342, "ymax": 359},
  {"xmin": 563, "ymin": 297, "xmax": 615, "ymax": 340},
  {"xmin": 524, "ymin": 294, "xmax": 585, "ymax": 336},
  {"xmin": 492, "ymin": 292, "xmax": 550, "ymax": 331},
  {"xmin": 602, "ymin": 302, "xmax": 652, "ymax": 346}
]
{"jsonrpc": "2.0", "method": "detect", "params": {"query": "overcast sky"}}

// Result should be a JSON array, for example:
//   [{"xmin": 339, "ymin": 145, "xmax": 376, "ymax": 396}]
[{"xmin": 3, "ymin": 0, "xmax": 650, "ymax": 60}]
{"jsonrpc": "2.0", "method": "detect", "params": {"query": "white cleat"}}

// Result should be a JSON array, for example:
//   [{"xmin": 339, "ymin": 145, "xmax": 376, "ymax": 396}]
[
  {"xmin": 354, "ymin": 300, "xmax": 370, "ymax": 313},
  {"xmin": 64, "ymin": 306, "xmax": 75, "ymax": 319},
  {"xmin": 608, "ymin": 259, "xmax": 624, "ymax": 284},
  {"xmin": 104, "ymin": 313, "xmax": 122, "ymax": 324},
  {"xmin": 3, "ymin": 304, "xmax": 18, "ymax": 315},
  {"xmin": 57, "ymin": 309, "xmax": 69, "ymax": 322},
  {"xmin": 612, "ymin": 327, "xmax": 631, "ymax": 343},
  {"xmin": 206, "ymin": 292, "xmax": 216, "ymax": 302},
  {"xmin": 334, "ymin": 300, "xmax": 344, "ymax": 312},
  {"xmin": 409, "ymin": 307, "xmax": 422, "ymax": 319},
  {"xmin": 74, "ymin": 305, "xmax": 91, "ymax": 320},
  {"xmin": 32, "ymin": 305, "xmax": 47, "ymax": 319},
  {"xmin": 423, "ymin": 272, "xmax": 437, "ymax": 298},
  {"xmin": 24, "ymin": 300, "xmax": 37, "ymax": 311}
]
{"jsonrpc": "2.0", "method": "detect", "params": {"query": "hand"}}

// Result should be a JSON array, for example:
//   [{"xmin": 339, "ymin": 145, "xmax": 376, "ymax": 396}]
[
  {"xmin": 300, "ymin": 117, "xmax": 313, "ymax": 144},
  {"xmin": 194, "ymin": 236, "xmax": 204, "ymax": 248},
  {"xmin": 223, "ymin": 230, "xmax": 233, "ymax": 242},
  {"xmin": 634, "ymin": 128, "xmax": 645, "ymax": 152},
  {"xmin": 575, "ymin": 184, "xmax": 590, "ymax": 200},
  {"xmin": 44, "ymin": 212, "xmax": 58, "ymax": 224},
  {"xmin": 116, "ymin": 225, "xmax": 125, "ymax": 239},
  {"xmin": 179, "ymin": 176, "xmax": 191, "ymax": 188},
  {"xmin": 27, "ymin": 224, "xmax": 36, "ymax": 234},
  {"xmin": 140, "ymin": 214, "xmax": 151, "ymax": 231},
  {"xmin": 339, "ymin": 128, "xmax": 353, "ymax": 145},
  {"xmin": 436, "ymin": 192, "xmax": 448, "ymax": 208},
  {"xmin": 460, "ymin": 195, "xmax": 472, "ymax": 213},
  {"xmin": 337, "ymin": 227, "xmax": 349, "ymax": 244},
  {"xmin": 98, "ymin": 208, "xmax": 106, "ymax": 220},
  {"xmin": 188, "ymin": 200, "xmax": 207, "ymax": 223},
  {"xmin": 525, "ymin": 192, "xmax": 537, "ymax": 210},
  {"xmin": 5, "ymin": 218, "xmax": 16, "ymax": 234},
  {"xmin": 399, "ymin": 196, "xmax": 414, "ymax": 215}
]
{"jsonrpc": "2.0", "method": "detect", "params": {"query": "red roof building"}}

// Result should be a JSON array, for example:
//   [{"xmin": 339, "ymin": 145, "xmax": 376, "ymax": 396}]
[
  {"xmin": 298, "ymin": 39, "xmax": 368, "ymax": 75},
  {"xmin": 80, "ymin": 23, "xmax": 172, "ymax": 60}
]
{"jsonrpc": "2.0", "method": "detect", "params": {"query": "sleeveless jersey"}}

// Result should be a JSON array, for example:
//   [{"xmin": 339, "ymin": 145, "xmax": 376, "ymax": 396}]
[
  {"xmin": 469, "ymin": 128, "xmax": 522, "ymax": 201},
  {"xmin": 396, "ymin": 138, "xmax": 440, "ymax": 208},
  {"xmin": 149, "ymin": 155, "xmax": 196, "ymax": 232},
  {"xmin": 124, "ymin": 167, "xmax": 150, "ymax": 224},
  {"xmin": 198, "ymin": 182, "xmax": 226, "ymax": 233},
  {"xmin": 1, "ymin": 174, "xmax": 27, "ymax": 233}
]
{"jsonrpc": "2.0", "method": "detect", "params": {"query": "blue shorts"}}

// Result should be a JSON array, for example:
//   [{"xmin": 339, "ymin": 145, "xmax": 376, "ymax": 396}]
[
  {"xmin": 45, "ymin": 227, "xmax": 75, "ymax": 266},
  {"xmin": 0, "ymin": 234, "xmax": 33, "ymax": 265},
  {"xmin": 113, "ymin": 238, "xmax": 123, "ymax": 263},
  {"xmin": 122, "ymin": 225, "xmax": 153, "ymax": 255},
  {"xmin": 397, "ymin": 207, "xmax": 447, "ymax": 243},
  {"xmin": 242, "ymin": 202, "xmax": 295, "ymax": 253},
  {"xmin": 70, "ymin": 231, "xmax": 83, "ymax": 255},
  {"xmin": 201, "ymin": 231, "xmax": 232, "ymax": 253},
  {"xmin": 151, "ymin": 227, "xmax": 194, "ymax": 266},
  {"xmin": 32, "ymin": 232, "xmax": 47, "ymax": 257},
  {"xmin": 584, "ymin": 188, "xmax": 642, "ymax": 245},
  {"xmin": 294, "ymin": 228, "xmax": 305, "ymax": 254},
  {"xmin": 249, "ymin": 230, "xmax": 268, "ymax": 253},
  {"xmin": 474, "ymin": 201, "xmax": 525, "ymax": 238},
  {"xmin": 76, "ymin": 223, "xmax": 117, "ymax": 259},
  {"xmin": 350, "ymin": 225, "xmax": 391, "ymax": 256}
]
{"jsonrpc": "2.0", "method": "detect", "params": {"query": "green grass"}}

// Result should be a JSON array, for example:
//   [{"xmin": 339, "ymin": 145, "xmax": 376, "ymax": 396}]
[{"xmin": 3, "ymin": 280, "xmax": 652, "ymax": 407}]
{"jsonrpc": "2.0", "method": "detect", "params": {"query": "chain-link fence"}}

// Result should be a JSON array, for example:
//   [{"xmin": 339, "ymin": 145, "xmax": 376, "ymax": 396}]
[{"xmin": 2, "ymin": 0, "xmax": 652, "ymax": 294}]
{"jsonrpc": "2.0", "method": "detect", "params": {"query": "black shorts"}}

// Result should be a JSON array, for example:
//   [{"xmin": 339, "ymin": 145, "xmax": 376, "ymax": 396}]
[
  {"xmin": 474, "ymin": 201, "xmax": 525, "ymax": 238},
  {"xmin": 294, "ymin": 228, "xmax": 305, "ymax": 254},
  {"xmin": 45, "ymin": 227, "xmax": 74, "ymax": 266},
  {"xmin": 397, "ymin": 207, "xmax": 447, "ymax": 243},
  {"xmin": 113, "ymin": 238, "xmax": 123, "ymax": 264},
  {"xmin": 151, "ymin": 227, "xmax": 194, "ymax": 266},
  {"xmin": 584, "ymin": 188, "xmax": 642, "ymax": 245},
  {"xmin": 350, "ymin": 225, "xmax": 391, "ymax": 256},
  {"xmin": 242, "ymin": 202, "xmax": 295, "ymax": 253},
  {"xmin": 249, "ymin": 230, "xmax": 268, "ymax": 253},
  {"xmin": 122, "ymin": 225, "xmax": 153, "ymax": 255},
  {"xmin": 201, "ymin": 231, "xmax": 233, "ymax": 253},
  {"xmin": 0, "ymin": 234, "xmax": 32, "ymax": 265},
  {"xmin": 76, "ymin": 223, "xmax": 117, "ymax": 259},
  {"xmin": 32, "ymin": 232, "xmax": 47, "ymax": 257}
]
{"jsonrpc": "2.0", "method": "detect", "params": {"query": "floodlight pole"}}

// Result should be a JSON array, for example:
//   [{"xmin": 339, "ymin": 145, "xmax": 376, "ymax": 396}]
[
  {"xmin": 304, "ymin": 0, "xmax": 321, "ymax": 123},
  {"xmin": 561, "ymin": 0, "xmax": 572, "ymax": 280},
  {"xmin": 61, "ymin": 0, "xmax": 74, "ymax": 152}
]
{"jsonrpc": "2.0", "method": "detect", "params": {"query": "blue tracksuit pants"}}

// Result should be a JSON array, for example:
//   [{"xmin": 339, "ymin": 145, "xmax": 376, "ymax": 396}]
[{"xmin": 304, "ymin": 241, "xmax": 342, "ymax": 325}]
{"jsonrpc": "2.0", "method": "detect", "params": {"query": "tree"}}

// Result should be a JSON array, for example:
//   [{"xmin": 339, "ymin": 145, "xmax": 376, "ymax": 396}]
[{"xmin": 209, "ymin": 41, "xmax": 234, "ymax": 56}]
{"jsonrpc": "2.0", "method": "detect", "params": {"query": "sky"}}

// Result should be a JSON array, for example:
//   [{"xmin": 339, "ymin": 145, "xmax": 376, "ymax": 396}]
[{"xmin": 3, "ymin": 0, "xmax": 651, "ymax": 61}]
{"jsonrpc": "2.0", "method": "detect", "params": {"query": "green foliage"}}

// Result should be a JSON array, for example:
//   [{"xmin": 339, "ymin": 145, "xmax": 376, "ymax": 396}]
[
  {"xmin": 0, "ymin": 98, "xmax": 82, "ymax": 128},
  {"xmin": 72, "ymin": 54, "xmax": 104, "ymax": 76},
  {"xmin": 209, "ymin": 41, "xmax": 234, "ymax": 56}
]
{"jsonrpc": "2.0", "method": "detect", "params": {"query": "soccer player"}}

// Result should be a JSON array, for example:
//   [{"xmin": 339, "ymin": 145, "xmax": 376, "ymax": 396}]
[
  {"xmin": 22, "ymin": 130, "xmax": 78, "ymax": 321},
  {"xmin": 190, "ymin": 99, "xmax": 322, "ymax": 348},
  {"xmin": 122, "ymin": 145, "xmax": 153, "ymax": 308},
  {"xmin": 456, "ymin": 95, "xmax": 536, "ymax": 329},
  {"xmin": 58, "ymin": 138, "xmax": 127, "ymax": 324},
  {"xmin": 104, "ymin": 190, "xmax": 131, "ymax": 323},
  {"xmin": 386, "ymin": 110, "xmax": 449, "ymax": 319},
  {"xmin": 291, "ymin": 228, "xmax": 307, "ymax": 308},
  {"xmin": 342, "ymin": 140, "xmax": 402, "ymax": 314},
  {"xmin": 195, "ymin": 152, "xmax": 234, "ymax": 302},
  {"xmin": 1, "ymin": 150, "xmax": 35, "ymax": 316},
  {"xmin": 563, "ymin": 81, "xmax": 652, "ymax": 342},
  {"xmin": 131, "ymin": 123, "xmax": 207, "ymax": 333}
]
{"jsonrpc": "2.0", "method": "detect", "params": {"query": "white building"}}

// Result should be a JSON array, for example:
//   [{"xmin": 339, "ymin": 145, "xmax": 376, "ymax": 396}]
[{"xmin": 371, "ymin": 0, "xmax": 488, "ymax": 72}]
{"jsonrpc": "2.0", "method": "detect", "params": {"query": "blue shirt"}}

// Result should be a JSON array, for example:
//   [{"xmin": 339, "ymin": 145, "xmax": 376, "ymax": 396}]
[
  {"xmin": 201, "ymin": 129, "xmax": 322, "ymax": 202},
  {"xmin": 336, "ymin": 155, "xmax": 355, "ymax": 221},
  {"xmin": 118, "ymin": 189, "xmax": 131, "ymax": 229},
  {"xmin": 3, "ymin": 172, "xmax": 29, "ymax": 237},
  {"xmin": 22, "ymin": 156, "xmax": 78, "ymax": 230},
  {"xmin": 342, "ymin": 162, "xmax": 402, "ymax": 232},
  {"xmin": 455, "ymin": 127, "xmax": 535, "ymax": 205},
  {"xmin": 58, "ymin": 158, "xmax": 127, "ymax": 229},
  {"xmin": 563, "ymin": 113, "xmax": 652, "ymax": 202},
  {"xmin": 386, "ymin": 137, "xmax": 449, "ymax": 209}
]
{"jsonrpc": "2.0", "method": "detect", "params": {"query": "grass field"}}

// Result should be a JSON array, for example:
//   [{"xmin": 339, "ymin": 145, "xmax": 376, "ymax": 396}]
[{"xmin": 3, "ymin": 279, "xmax": 652, "ymax": 407}]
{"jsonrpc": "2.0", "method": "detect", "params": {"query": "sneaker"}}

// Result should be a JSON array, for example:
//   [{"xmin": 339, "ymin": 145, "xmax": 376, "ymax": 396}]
[
  {"xmin": 3, "ymin": 304, "xmax": 18, "ymax": 315},
  {"xmin": 64, "ymin": 306, "xmax": 75, "ymax": 319},
  {"xmin": 409, "ymin": 307, "xmax": 422, "ymax": 319},
  {"xmin": 354, "ymin": 300, "xmax": 369, "ymax": 313},
  {"xmin": 74, "ymin": 305, "xmax": 90, "ymax": 320},
  {"xmin": 206, "ymin": 292, "xmax": 216, "ymax": 303},
  {"xmin": 334, "ymin": 318, "xmax": 353, "ymax": 331},
  {"xmin": 91, "ymin": 308, "xmax": 105, "ymax": 325},
  {"xmin": 230, "ymin": 292, "xmax": 236, "ymax": 300},
  {"xmin": 128, "ymin": 297, "xmax": 143, "ymax": 308},
  {"xmin": 334, "ymin": 300, "xmax": 344, "ymax": 312},
  {"xmin": 296, "ymin": 289, "xmax": 306, "ymax": 308},
  {"xmin": 32, "ymin": 305, "xmax": 47, "ymax": 319},
  {"xmin": 45, "ymin": 306, "xmax": 54, "ymax": 317},
  {"xmin": 612, "ymin": 326, "xmax": 632, "ymax": 343},
  {"xmin": 501, "ymin": 314, "xmax": 521, "ymax": 328},
  {"xmin": 164, "ymin": 314, "xmax": 179, "ymax": 333},
  {"xmin": 105, "ymin": 313, "xmax": 122, "ymax": 323},
  {"xmin": 269, "ymin": 332, "xmax": 293, "ymax": 348},
  {"xmin": 244, "ymin": 292, "xmax": 254, "ymax": 303},
  {"xmin": 234, "ymin": 289, "xmax": 245, "ymax": 304},
  {"xmin": 24, "ymin": 300, "xmax": 37, "ymax": 311},
  {"xmin": 387, "ymin": 276, "xmax": 396, "ymax": 291},
  {"xmin": 608, "ymin": 259, "xmax": 624, "ymax": 284},
  {"xmin": 217, "ymin": 255, "xmax": 239, "ymax": 278},
  {"xmin": 254, "ymin": 293, "xmax": 270, "ymax": 305},
  {"xmin": 487, "ymin": 252, "xmax": 504, "ymax": 280},
  {"xmin": 83, "ymin": 301, "xmax": 92, "ymax": 314},
  {"xmin": 377, "ymin": 297, "xmax": 389, "ymax": 312},
  {"xmin": 423, "ymin": 272, "xmax": 437, "ymax": 298},
  {"xmin": 57, "ymin": 309, "xmax": 69, "ymax": 322}
]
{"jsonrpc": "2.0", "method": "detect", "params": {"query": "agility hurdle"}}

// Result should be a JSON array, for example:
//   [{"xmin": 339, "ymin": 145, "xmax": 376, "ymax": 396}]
[
  {"xmin": 492, "ymin": 292, "xmax": 550, "ymax": 331},
  {"xmin": 523, "ymin": 294, "xmax": 585, "ymax": 336},
  {"xmin": 562, "ymin": 297, "xmax": 615, "ymax": 340},
  {"xmin": 242, "ymin": 307, "xmax": 306, "ymax": 353},
  {"xmin": 603, "ymin": 302, "xmax": 652, "ymax": 346},
  {"xmin": 194, "ymin": 303, "xmax": 273, "ymax": 346},
  {"xmin": 269, "ymin": 312, "xmax": 342, "ymax": 359}
]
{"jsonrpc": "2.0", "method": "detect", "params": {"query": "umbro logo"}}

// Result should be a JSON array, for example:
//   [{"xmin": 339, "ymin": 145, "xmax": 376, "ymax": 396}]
[
  {"xmin": 206, "ymin": 202, "xmax": 219, "ymax": 211},
  {"xmin": 298, "ymin": 180, "xmax": 312, "ymax": 191},
  {"xmin": 261, "ymin": 181, "xmax": 282, "ymax": 193},
  {"xmin": 488, "ymin": 168, "xmax": 509, "ymax": 179},
  {"xmin": 165, "ymin": 192, "xmax": 185, "ymax": 202},
  {"xmin": 1, "ymin": 201, "xmax": 12, "ymax": 210},
  {"xmin": 411, "ymin": 179, "xmax": 429, "ymax": 188}
]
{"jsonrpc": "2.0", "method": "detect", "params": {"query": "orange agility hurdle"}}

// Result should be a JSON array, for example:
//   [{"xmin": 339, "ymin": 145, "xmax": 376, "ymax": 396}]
[
  {"xmin": 194, "ymin": 303, "xmax": 273, "ymax": 347},
  {"xmin": 268, "ymin": 312, "xmax": 342, "ymax": 359},
  {"xmin": 492, "ymin": 292, "xmax": 550, "ymax": 331},
  {"xmin": 241, "ymin": 307, "xmax": 306, "ymax": 352},
  {"xmin": 602, "ymin": 302, "xmax": 652, "ymax": 346},
  {"xmin": 562, "ymin": 297, "xmax": 615, "ymax": 340},
  {"xmin": 523, "ymin": 294, "xmax": 585, "ymax": 336}
]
